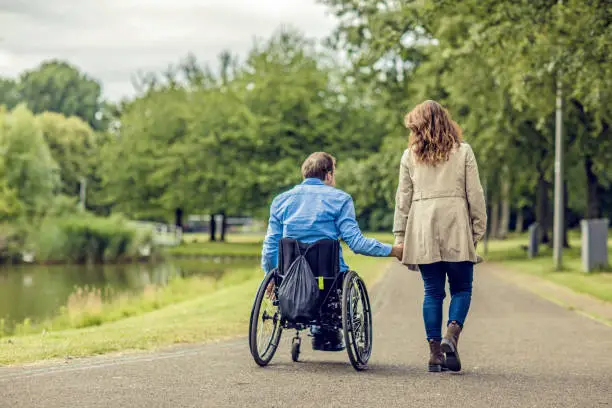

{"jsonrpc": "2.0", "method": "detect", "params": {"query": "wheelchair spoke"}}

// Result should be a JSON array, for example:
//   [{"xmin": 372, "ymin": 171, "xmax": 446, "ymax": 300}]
[
  {"xmin": 340, "ymin": 271, "xmax": 373, "ymax": 370},
  {"xmin": 352, "ymin": 313, "xmax": 362, "ymax": 332},
  {"xmin": 347, "ymin": 276, "xmax": 371, "ymax": 361},
  {"xmin": 256, "ymin": 281, "xmax": 281, "ymax": 358}
]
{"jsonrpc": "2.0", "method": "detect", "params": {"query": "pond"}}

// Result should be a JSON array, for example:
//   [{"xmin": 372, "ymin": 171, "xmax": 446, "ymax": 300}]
[{"xmin": 0, "ymin": 258, "xmax": 258, "ymax": 331}]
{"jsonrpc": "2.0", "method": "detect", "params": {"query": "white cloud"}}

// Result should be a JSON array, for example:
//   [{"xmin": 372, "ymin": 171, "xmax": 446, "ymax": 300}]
[{"xmin": 0, "ymin": 0, "xmax": 337, "ymax": 100}]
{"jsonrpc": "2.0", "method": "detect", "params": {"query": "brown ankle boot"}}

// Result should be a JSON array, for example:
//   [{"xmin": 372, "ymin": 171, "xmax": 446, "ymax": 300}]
[
  {"xmin": 441, "ymin": 321, "xmax": 462, "ymax": 372},
  {"xmin": 428, "ymin": 340, "xmax": 445, "ymax": 372}
]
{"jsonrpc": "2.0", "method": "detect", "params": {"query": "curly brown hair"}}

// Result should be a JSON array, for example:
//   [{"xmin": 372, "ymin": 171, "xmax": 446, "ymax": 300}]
[{"xmin": 404, "ymin": 100, "xmax": 463, "ymax": 165}]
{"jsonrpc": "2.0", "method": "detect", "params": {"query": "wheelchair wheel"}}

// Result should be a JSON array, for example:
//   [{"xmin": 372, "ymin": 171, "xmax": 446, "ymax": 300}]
[
  {"xmin": 249, "ymin": 271, "xmax": 283, "ymax": 366},
  {"xmin": 341, "ymin": 270, "xmax": 373, "ymax": 371}
]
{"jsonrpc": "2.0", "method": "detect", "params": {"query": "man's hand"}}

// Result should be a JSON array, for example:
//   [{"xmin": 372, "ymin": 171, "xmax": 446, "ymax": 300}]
[
  {"xmin": 390, "ymin": 244, "xmax": 404, "ymax": 261},
  {"xmin": 265, "ymin": 283, "xmax": 275, "ymax": 299}
]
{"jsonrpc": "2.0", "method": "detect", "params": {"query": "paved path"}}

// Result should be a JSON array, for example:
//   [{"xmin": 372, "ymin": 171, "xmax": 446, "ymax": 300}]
[{"xmin": 1, "ymin": 262, "xmax": 611, "ymax": 408}]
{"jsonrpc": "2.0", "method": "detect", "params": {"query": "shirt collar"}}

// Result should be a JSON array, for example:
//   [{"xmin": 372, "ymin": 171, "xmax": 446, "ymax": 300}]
[{"xmin": 301, "ymin": 178, "xmax": 325, "ymax": 186}]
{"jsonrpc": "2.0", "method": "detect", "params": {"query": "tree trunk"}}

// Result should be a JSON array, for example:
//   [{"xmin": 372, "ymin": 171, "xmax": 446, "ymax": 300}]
[
  {"xmin": 563, "ymin": 181, "xmax": 570, "ymax": 248},
  {"xmin": 498, "ymin": 178, "xmax": 510, "ymax": 239},
  {"xmin": 490, "ymin": 197, "xmax": 500, "ymax": 240},
  {"xmin": 515, "ymin": 208, "xmax": 524, "ymax": 233},
  {"xmin": 209, "ymin": 214, "xmax": 216, "ymax": 242},
  {"xmin": 585, "ymin": 156, "xmax": 603, "ymax": 219},
  {"xmin": 220, "ymin": 211, "xmax": 227, "ymax": 242},
  {"xmin": 174, "ymin": 208, "xmax": 183, "ymax": 228},
  {"xmin": 536, "ymin": 174, "xmax": 550, "ymax": 244}
]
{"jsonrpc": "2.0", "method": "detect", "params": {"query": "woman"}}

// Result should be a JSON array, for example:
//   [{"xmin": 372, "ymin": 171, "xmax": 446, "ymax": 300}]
[{"xmin": 393, "ymin": 100, "xmax": 487, "ymax": 373}]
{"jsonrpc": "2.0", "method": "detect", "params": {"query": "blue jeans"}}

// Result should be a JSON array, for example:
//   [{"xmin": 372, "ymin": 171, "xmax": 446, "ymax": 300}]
[{"xmin": 419, "ymin": 261, "xmax": 474, "ymax": 342}]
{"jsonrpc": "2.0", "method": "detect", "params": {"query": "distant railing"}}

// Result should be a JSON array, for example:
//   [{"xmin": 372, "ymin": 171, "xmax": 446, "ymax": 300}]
[{"xmin": 130, "ymin": 221, "xmax": 183, "ymax": 247}]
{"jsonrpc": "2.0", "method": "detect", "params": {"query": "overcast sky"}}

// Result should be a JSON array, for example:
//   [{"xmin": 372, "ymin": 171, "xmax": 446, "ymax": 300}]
[{"xmin": 0, "ymin": 0, "xmax": 338, "ymax": 101}]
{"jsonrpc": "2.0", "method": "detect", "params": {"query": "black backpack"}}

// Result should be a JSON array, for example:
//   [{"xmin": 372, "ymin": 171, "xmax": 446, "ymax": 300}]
[{"xmin": 276, "ymin": 238, "xmax": 339, "ymax": 322}]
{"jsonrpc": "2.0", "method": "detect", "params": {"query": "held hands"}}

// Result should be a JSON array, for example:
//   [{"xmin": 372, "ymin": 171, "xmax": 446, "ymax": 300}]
[
  {"xmin": 390, "ymin": 244, "xmax": 404, "ymax": 261},
  {"xmin": 474, "ymin": 241, "xmax": 483, "ymax": 263}
]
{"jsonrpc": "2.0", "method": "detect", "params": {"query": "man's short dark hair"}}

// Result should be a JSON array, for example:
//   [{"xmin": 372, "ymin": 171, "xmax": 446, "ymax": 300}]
[{"xmin": 301, "ymin": 152, "xmax": 336, "ymax": 180}]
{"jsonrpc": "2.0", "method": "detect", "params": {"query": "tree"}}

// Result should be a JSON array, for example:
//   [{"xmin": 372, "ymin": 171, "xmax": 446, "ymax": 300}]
[
  {"xmin": 0, "ymin": 111, "xmax": 21, "ymax": 220},
  {"xmin": 101, "ymin": 87, "xmax": 193, "ymax": 222},
  {"xmin": 183, "ymin": 87, "xmax": 259, "ymax": 240},
  {"xmin": 84, "ymin": 130, "xmax": 114, "ymax": 216},
  {"xmin": 18, "ymin": 60, "xmax": 106, "ymax": 130},
  {"xmin": 103, "ymin": 28, "xmax": 396, "ymax": 239},
  {"xmin": 428, "ymin": 0, "xmax": 612, "ymax": 221},
  {"xmin": 320, "ymin": 0, "xmax": 612, "ymax": 238},
  {"xmin": 37, "ymin": 112, "xmax": 97, "ymax": 198},
  {"xmin": 0, "ymin": 105, "xmax": 59, "ymax": 219},
  {"xmin": 322, "ymin": 0, "xmax": 430, "ymax": 108},
  {"xmin": 239, "ymin": 29, "xmax": 390, "ymax": 201},
  {"xmin": 0, "ymin": 78, "xmax": 19, "ymax": 109},
  {"xmin": 336, "ymin": 135, "xmax": 406, "ymax": 231}
]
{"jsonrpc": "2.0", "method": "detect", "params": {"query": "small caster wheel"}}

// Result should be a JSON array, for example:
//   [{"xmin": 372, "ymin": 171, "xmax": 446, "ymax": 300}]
[{"xmin": 291, "ymin": 337, "xmax": 301, "ymax": 362}]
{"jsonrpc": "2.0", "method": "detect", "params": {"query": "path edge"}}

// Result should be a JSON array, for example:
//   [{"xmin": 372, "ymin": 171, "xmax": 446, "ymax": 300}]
[{"xmin": 484, "ymin": 262, "xmax": 612, "ymax": 327}]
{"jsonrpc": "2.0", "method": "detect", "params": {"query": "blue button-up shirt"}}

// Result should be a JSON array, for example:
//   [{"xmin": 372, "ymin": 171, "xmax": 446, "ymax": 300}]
[{"xmin": 261, "ymin": 178, "xmax": 392, "ymax": 273}]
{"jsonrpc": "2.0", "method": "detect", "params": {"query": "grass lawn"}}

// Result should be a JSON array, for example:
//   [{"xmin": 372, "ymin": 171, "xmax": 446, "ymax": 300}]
[
  {"xmin": 168, "ymin": 231, "xmax": 612, "ymax": 302},
  {"xmin": 167, "ymin": 232, "xmax": 398, "ymax": 258},
  {"xmin": 484, "ymin": 232, "xmax": 612, "ymax": 303},
  {"xmin": 166, "ymin": 233, "xmax": 262, "ymax": 257},
  {"xmin": 0, "ymin": 241, "xmax": 391, "ymax": 365},
  {"xmin": 366, "ymin": 230, "xmax": 612, "ymax": 303},
  {"xmin": 166, "ymin": 241, "xmax": 261, "ymax": 257},
  {"xmin": 4, "ymin": 265, "xmax": 258, "ymax": 338},
  {"xmin": 6, "ymin": 227, "xmax": 607, "ymax": 365}
]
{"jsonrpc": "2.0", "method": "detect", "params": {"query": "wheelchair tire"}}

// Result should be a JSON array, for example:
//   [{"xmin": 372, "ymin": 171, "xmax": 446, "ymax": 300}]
[
  {"xmin": 341, "ymin": 270, "xmax": 373, "ymax": 371},
  {"xmin": 249, "ymin": 271, "xmax": 283, "ymax": 367}
]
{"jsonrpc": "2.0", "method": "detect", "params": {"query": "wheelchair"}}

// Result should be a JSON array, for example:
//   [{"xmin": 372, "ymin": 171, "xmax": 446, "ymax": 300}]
[{"xmin": 248, "ymin": 238, "xmax": 373, "ymax": 371}]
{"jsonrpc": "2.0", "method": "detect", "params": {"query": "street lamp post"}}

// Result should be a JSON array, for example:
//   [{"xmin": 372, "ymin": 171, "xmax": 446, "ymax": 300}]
[
  {"xmin": 553, "ymin": 80, "xmax": 564, "ymax": 270},
  {"xmin": 553, "ymin": 0, "xmax": 564, "ymax": 271}
]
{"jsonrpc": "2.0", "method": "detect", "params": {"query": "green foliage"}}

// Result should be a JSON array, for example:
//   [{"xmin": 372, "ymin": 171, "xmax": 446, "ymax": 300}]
[
  {"xmin": 0, "ymin": 104, "xmax": 60, "ymax": 219},
  {"xmin": 484, "ymin": 233, "xmax": 612, "ymax": 302},
  {"xmin": 27, "ymin": 214, "xmax": 153, "ymax": 264},
  {"xmin": 0, "ymin": 103, "xmax": 104, "ymax": 224},
  {"xmin": 0, "ymin": 223, "xmax": 25, "ymax": 262},
  {"xmin": 17, "ymin": 60, "xmax": 106, "ymax": 130},
  {"xmin": 0, "ymin": 245, "xmax": 388, "ymax": 362},
  {"xmin": 0, "ymin": 7, "xmax": 609, "ymax": 249},
  {"xmin": 101, "ymin": 28, "xmax": 393, "ymax": 223},
  {"xmin": 337, "ymin": 135, "xmax": 406, "ymax": 230},
  {"xmin": 6, "ymin": 266, "xmax": 256, "ymax": 336},
  {"xmin": 0, "ymin": 78, "xmax": 19, "ymax": 109},
  {"xmin": 0, "ymin": 155, "xmax": 21, "ymax": 220},
  {"xmin": 37, "ymin": 112, "xmax": 97, "ymax": 198},
  {"xmin": 320, "ymin": 0, "xmax": 612, "ymax": 225},
  {"xmin": 101, "ymin": 87, "xmax": 195, "ymax": 220}
]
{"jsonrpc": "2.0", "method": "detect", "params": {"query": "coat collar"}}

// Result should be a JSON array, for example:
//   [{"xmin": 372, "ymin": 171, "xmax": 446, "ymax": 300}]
[{"xmin": 301, "ymin": 178, "xmax": 325, "ymax": 186}]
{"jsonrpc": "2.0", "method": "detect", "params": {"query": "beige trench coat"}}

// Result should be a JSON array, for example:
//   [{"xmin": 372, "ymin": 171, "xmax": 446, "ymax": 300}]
[{"xmin": 393, "ymin": 142, "xmax": 487, "ymax": 266}]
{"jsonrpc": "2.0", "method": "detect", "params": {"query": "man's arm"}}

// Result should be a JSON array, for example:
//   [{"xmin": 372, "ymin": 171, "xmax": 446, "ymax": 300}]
[
  {"xmin": 261, "ymin": 201, "xmax": 282, "ymax": 274},
  {"xmin": 335, "ymin": 196, "xmax": 393, "ymax": 257}
]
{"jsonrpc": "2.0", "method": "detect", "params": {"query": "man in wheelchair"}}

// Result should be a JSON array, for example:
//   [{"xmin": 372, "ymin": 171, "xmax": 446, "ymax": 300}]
[{"xmin": 261, "ymin": 152, "xmax": 403, "ymax": 352}]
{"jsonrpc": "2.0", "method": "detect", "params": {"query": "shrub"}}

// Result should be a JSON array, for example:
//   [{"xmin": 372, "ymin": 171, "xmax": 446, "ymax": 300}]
[
  {"xmin": 28, "ymin": 213, "xmax": 154, "ymax": 263},
  {"xmin": 0, "ymin": 223, "xmax": 26, "ymax": 263}
]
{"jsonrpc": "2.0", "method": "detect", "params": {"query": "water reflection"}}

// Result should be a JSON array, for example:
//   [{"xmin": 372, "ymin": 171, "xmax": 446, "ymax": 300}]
[{"xmin": 0, "ymin": 258, "xmax": 256, "ymax": 330}]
